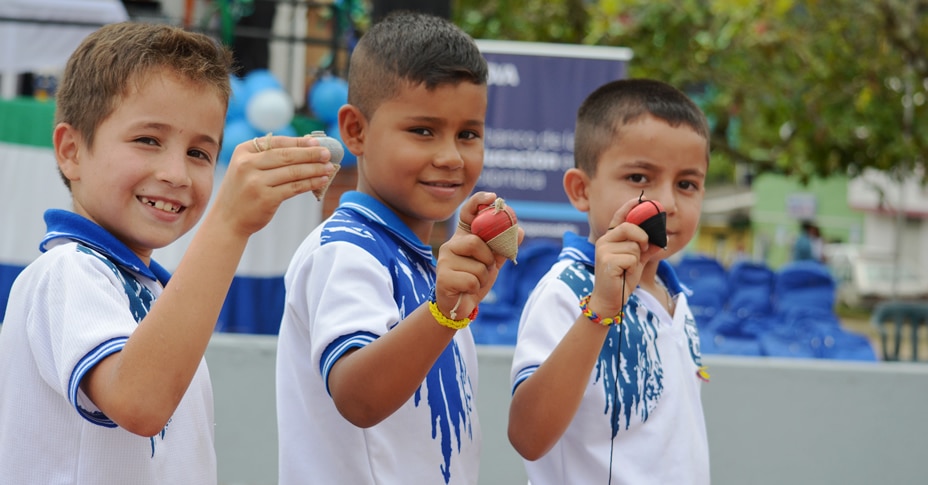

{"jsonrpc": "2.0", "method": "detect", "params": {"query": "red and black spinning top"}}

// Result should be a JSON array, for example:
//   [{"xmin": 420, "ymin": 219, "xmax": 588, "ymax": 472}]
[{"xmin": 625, "ymin": 191, "xmax": 667, "ymax": 248}]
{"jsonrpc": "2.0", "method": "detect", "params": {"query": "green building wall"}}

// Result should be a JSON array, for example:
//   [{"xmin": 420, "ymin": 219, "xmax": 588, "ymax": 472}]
[{"xmin": 750, "ymin": 173, "xmax": 864, "ymax": 268}]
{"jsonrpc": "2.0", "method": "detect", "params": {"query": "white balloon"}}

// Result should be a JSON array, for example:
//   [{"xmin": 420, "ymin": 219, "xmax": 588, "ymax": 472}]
[{"xmin": 245, "ymin": 89, "xmax": 295, "ymax": 133}]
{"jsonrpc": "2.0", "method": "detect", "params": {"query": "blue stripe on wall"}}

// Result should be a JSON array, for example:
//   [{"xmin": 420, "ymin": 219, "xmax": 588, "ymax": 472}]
[
  {"xmin": 504, "ymin": 200, "xmax": 588, "ymax": 222},
  {"xmin": 216, "ymin": 275, "xmax": 286, "ymax": 335},
  {"xmin": 0, "ymin": 264, "xmax": 25, "ymax": 322}
]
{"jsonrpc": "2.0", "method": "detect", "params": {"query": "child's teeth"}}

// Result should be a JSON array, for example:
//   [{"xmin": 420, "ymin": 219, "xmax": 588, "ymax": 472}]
[{"xmin": 144, "ymin": 198, "xmax": 178, "ymax": 213}]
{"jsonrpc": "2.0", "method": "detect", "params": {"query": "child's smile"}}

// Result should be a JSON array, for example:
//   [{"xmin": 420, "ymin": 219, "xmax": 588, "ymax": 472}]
[
  {"xmin": 353, "ymin": 80, "xmax": 487, "ymax": 242},
  {"xmin": 139, "ymin": 196, "xmax": 184, "ymax": 215},
  {"xmin": 59, "ymin": 70, "xmax": 225, "ymax": 263}
]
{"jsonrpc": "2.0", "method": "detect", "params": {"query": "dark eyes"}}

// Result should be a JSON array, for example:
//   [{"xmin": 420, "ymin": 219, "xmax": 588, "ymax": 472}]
[
  {"xmin": 135, "ymin": 136, "xmax": 159, "ymax": 146},
  {"xmin": 625, "ymin": 173, "xmax": 700, "ymax": 191},
  {"xmin": 408, "ymin": 128, "xmax": 481, "ymax": 140},
  {"xmin": 134, "ymin": 137, "xmax": 212, "ymax": 163},
  {"xmin": 188, "ymin": 149, "xmax": 212, "ymax": 162}
]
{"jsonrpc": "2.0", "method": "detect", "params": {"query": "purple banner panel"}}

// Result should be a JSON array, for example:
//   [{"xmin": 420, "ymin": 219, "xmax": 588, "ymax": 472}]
[{"xmin": 475, "ymin": 40, "xmax": 632, "ymax": 241}]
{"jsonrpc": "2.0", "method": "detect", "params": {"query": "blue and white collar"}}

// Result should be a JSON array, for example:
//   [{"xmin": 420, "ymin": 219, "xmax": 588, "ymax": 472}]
[
  {"xmin": 557, "ymin": 231, "xmax": 688, "ymax": 297},
  {"xmin": 337, "ymin": 191, "xmax": 435, "ymax": 263},
  {"xmin": 558, "ymin": 231, "xmax": 595, "ymax": 268},
  {"xmin": 40, "ymin": 209, "xmax": 171, "ymax": 285}
]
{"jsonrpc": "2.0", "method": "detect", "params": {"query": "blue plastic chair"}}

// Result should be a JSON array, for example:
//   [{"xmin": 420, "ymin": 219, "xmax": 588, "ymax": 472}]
[
  {"xmin": 773, "ymin": 260, "xmax": 836, "ymax": 313},
  {"xmin": 711, "ymin": 261, "xmax": 776, "ymax": 336},
  {"xmin": 471, "ymin": 238, "xmax": 561, "ymax": 346},
  {"xmin": 698, "ymin": 261, "xmax": 775, "ymax": 356},
  {"xmin": 674, "ymin": 254, "xmax": 729, "ymax": 328},
  {"xmin": 760, "ymin": 261, "xmax": 876, "ymax": 361}
]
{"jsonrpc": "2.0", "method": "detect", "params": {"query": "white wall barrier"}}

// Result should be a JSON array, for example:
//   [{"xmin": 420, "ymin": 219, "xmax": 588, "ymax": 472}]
[
  {"xmin": 2, "ymin": 324, "xmax": 924, "ymax": 484},
  {"xmin": 205, "ymin": 334, "xmax": 928, "ymax": 485}
]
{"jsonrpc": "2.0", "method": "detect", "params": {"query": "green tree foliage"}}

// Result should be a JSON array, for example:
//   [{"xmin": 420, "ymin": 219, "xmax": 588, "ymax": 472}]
[{"xmin": 454, "ymin": 0, "xmax": 928, "ymax": 183}]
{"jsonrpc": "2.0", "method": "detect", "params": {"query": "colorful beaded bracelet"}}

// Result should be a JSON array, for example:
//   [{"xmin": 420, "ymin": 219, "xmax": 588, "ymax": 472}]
[
  {"xmin": 578, "ymin": 295, "xmax": 622, "ymax": 326},
  {"xmin": 428, "ymin": 289, "xmax": 479, "ymax": 330}
]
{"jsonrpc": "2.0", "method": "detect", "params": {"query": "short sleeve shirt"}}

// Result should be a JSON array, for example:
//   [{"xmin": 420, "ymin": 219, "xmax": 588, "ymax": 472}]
[
  {"xmin": 276, "ymin": 191, "xmax": 480, "ymax": 485},
  {"xmin": 511, "ymin": 232, "xmax": 709, "ymax": 485},
  {"xmin": 0, "ymin": 209, "xmax": 216, "ymax": 484}
]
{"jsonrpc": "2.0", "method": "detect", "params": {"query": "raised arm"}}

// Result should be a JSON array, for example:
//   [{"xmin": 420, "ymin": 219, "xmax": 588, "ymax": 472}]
[
  {"xmin": 327, "ymin": 191, "xmax": 516, "ymax": 428},
  {"xmin": 508, "ymin": 199, "xmax": 662, "ymax": 460},
  {"xmin": 81, "ymin": 135, "xmax": 334, "ymax": 436}
]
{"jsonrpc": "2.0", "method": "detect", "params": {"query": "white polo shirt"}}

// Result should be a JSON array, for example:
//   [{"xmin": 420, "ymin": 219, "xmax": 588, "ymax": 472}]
[
  {"xmin": 0, "ymin": 209, "xmax": 216, "ymax": 484},
  {"xmin": 277, "ymin": 191, "xmax": 481, "ymax": 485},
  {"xmin": 511, "ymin": 232, "xmax": 709, "ymax": 485}
]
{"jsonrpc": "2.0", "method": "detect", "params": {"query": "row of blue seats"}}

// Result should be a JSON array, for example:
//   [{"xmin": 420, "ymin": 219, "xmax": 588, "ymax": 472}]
[
  {"xmin": 675, "ymin": 255, "xmax": 876, "ymax": 361},
  {"xmin": 470, "ymin": 239, "xmax": 562, "ymax": 345},
  {"xmin": 474, "ymin": 248, "xmax": 877, "ymax": 362}
]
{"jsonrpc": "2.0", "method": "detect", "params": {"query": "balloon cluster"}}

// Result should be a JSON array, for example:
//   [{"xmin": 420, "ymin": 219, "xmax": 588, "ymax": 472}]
[
  {"xmin": 220, "ymin": 69, "xmax": 297, "ymax": 165},
  {"xmin": 219, "ymin": 70, "xmax": 357, "ymax": 168},
  {"xmin": 307, "ymin": 75, "xmax": 356, "ymax": 167}
]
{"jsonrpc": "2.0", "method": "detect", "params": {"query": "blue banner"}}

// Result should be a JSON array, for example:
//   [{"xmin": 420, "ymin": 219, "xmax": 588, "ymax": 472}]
[{"xmin": 476, "ymin": 40, "xmax": 632, "ymax": 241}]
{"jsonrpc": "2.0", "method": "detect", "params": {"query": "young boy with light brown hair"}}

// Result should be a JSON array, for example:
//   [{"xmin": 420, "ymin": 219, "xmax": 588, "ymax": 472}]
[{"xmin": 0, "ymin": 22, "xmax": 335, "ymax": 484}]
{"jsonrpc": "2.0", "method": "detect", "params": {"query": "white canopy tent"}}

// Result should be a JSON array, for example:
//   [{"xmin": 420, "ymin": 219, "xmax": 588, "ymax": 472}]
[{"xmin": 0, "ymin": 0, "xmax": 129, "ymax": 98}]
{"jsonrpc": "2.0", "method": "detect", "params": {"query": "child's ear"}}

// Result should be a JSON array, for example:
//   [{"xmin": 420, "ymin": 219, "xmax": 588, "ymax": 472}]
[
  {"xmin": 563, "ymin": 167, "xmax": 591, "ymax": 213},
  {"xmin": 338, "ymin": 104, "xmax": 365, "ymax": 158},
  {"xmin": 54, "ymin": 123, "xmax": 82, "ymax": 183}
]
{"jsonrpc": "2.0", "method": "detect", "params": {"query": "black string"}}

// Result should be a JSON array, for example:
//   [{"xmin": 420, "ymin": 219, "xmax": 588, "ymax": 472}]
[{"xmin": 607, "ymin": 272, "xmax": 627, "ymax": 485}]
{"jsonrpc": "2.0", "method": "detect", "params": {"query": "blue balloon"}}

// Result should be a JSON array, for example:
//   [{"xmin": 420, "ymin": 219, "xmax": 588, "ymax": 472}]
[
  {"xmin": 227, "ymin": 75, "xmax": 247, "ymax": 122},
  {"xmin": 327, "ymin": 121, "xmax": 356, "ymax": 167},
  {"xmin": 243, "ymin": 69, "xmax": 283, "ymax": 98},
  {"xmin": 309, "ymin": 76, "xmax": 348, "ymax": 125},
  {"xmin": 220, "ymin": 119, "xmax": 262, "ymax": 166},
  {"xmin": 276, "ymin": 124, "xmax": 298, "ymax": 137}
]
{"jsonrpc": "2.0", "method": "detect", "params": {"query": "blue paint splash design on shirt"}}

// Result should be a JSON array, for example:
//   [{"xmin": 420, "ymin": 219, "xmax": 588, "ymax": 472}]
[
  {"xmin": 415, "ymin": 341, "xmax": 474, "ymax": 483},
  {"xmin": 77, "ymin": 245, "xmax": 155, "ymax": 324},
  {"xmin": 322, "ymin": 194, "xmax": 475, "ymax": 484},
  {"xmin": 599, "ymin": 299, "xmax": 662, "ymax": 435},
  {"xmin": 684, "ymin": 313, "xmax": 704, "ymax": 367},
  {"xmin": 558, "ymin": 261, "xmax": 664, "ymax": 438},
  {"xmin": 77, "ymin": 245, "xmax": 169, "ymax": 456},
  {"xmin": 150, "ymin": 424, "xmax": 167, "ymax": 458}
]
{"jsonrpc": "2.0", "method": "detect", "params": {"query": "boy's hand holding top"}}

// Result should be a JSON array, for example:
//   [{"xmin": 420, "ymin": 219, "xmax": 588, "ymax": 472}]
[
  {"xmin": 325, "ymin": 190, "xmax": 521, "ymax": 428},
  {"xmin": 436, "ymin": 195, "xmax": 521, "ymax": 322},
  {"xmin": 584, "ymin": 197, "xmax": 666, "ymax": 324},
  {"xmin": 207, "ymin": 133, "xmax": 337, "ymax": 237}
]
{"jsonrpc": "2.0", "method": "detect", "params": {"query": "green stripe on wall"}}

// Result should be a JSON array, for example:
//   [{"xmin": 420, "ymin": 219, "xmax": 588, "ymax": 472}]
[{"xmin": 0, "ymin": 97, "xmax": 56, "ymax": 148}]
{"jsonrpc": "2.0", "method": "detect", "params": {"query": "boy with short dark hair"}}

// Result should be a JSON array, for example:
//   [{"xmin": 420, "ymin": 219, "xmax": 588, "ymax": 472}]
[
  {"xmin": 276, "ymin": 11, "xmax": 511, "ymax": 485},
  {"xmin": 508, "ymin": 78, "xmax": 712, "ymax": 484},
  {"xmin": 0, "ymin": 22, "xmax": 335, "ymax": 484}
]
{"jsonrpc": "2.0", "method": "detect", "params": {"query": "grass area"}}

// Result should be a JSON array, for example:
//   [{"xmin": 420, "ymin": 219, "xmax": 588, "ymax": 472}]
[{"xmin": 835, "ymin": 303, "xmax": 872, "ymax": 321}]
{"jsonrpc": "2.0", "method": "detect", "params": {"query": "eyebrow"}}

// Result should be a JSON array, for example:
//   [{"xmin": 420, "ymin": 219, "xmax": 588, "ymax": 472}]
[
  {"xmin": 623, "ymin": 160, "xmax": 706, "ymax": 178},
  {"xmin": 406, "ymin": 116, "xmax": 484, "ymax": 129},
  {"xmin": 679, "ymin": 167, "xmax": 707, "ymax": 178}
]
